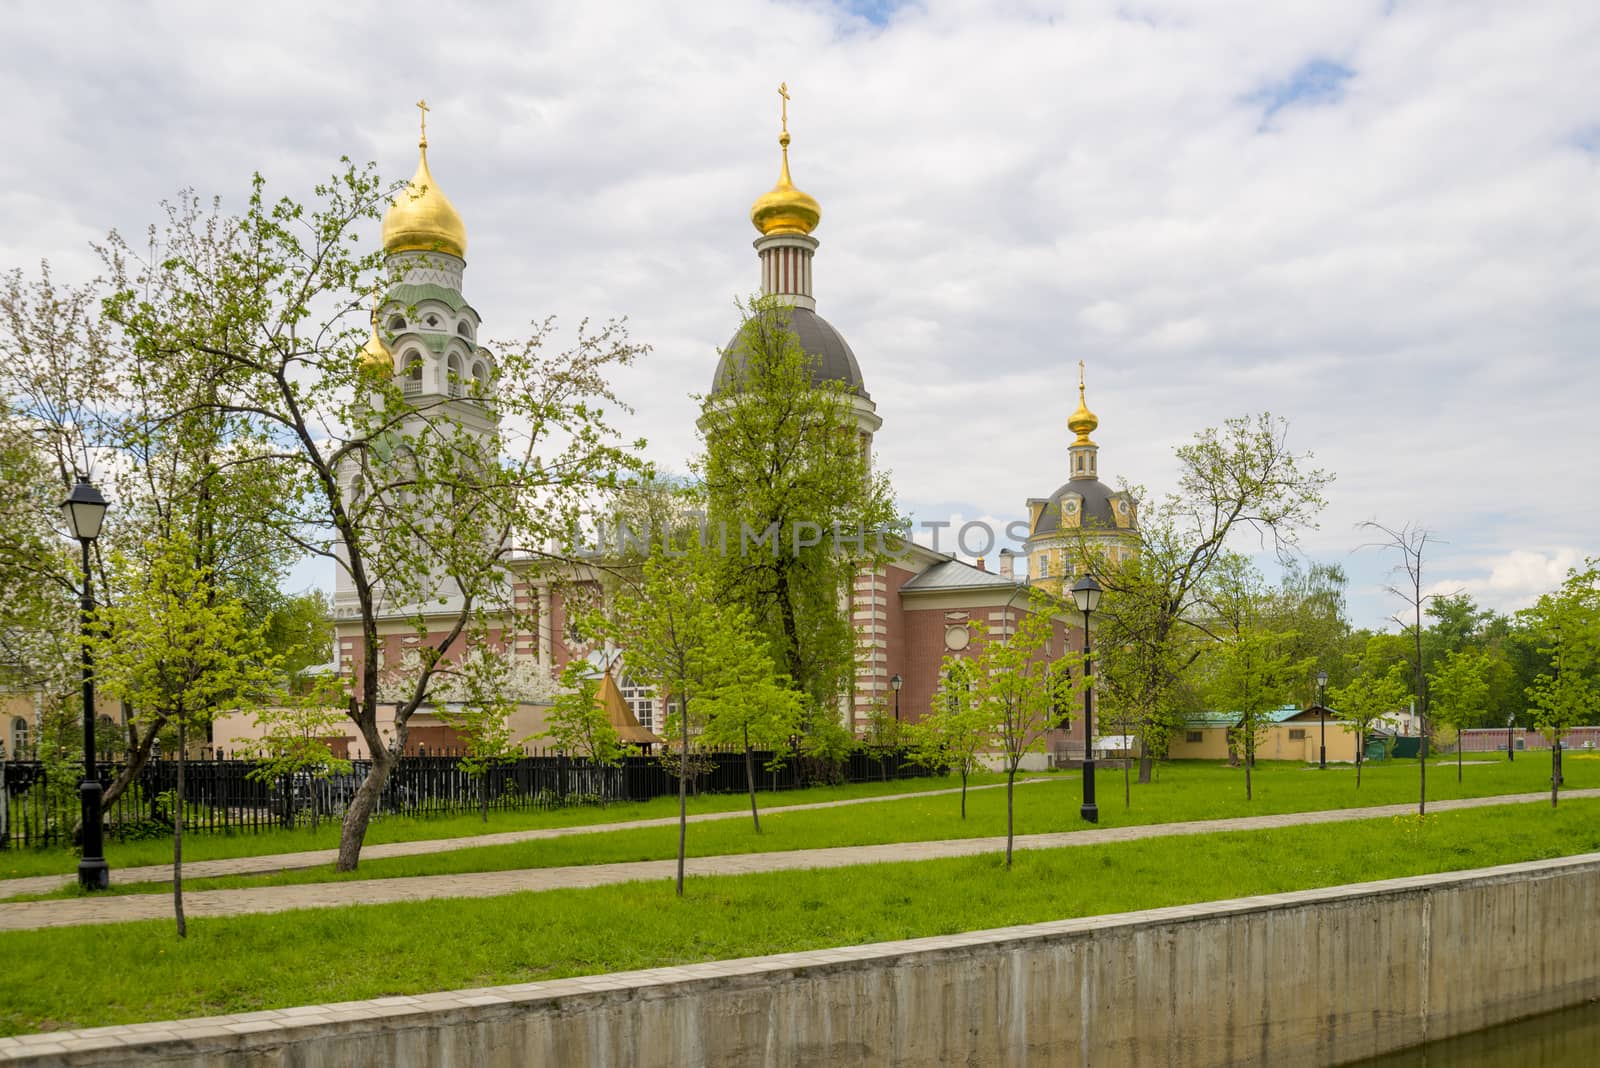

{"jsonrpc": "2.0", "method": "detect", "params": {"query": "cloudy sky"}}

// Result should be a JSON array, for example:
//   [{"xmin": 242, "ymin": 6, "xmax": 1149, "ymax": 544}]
[{"xmin": 4, "ymin": 0, "xmax": 1596, "ymax": 629}]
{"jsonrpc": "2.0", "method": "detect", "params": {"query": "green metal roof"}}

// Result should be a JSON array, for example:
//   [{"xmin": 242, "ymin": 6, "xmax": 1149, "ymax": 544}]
[
  {"xmin": 1183, "ymin": 705, "xmax": 1310, "ymax": 728},
  {"xmin": 387, "ymin": 283, "xmax": 478, "ymax": 318}
]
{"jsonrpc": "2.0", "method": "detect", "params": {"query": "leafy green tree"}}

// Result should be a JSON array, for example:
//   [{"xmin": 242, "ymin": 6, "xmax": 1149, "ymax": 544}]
[
  {"xmin": 102, "ymin": 169, "xmax": 645, "ymax": 872},
  {"xmin": 95, "ymin": 531, "xmax": 277, "ymax": 937},
  {"xmin": 1205, "ymin": 560, "xmax": 1309, "ymax": 800},
  {"xmin": 435, "ymin": 649, "xmax": 526, "ymax": 820},
  {"xmin": 1266, "ymin": 560, "xmax": 1354, "ymax": 701},
  {"xmin": 698, "ymin": 645, "xmax": 803, "ymax": 834},
  {"xmin": 3, "ymin": 260, "xmax": 288, "ymax": 809},
  {"xmin": 858, "ymin": 701, "xmax": 903, "ymax": 783},
  {"xmin": 906, "ymin": 657, "xmax": 987, "ymax": 818},
  {"xmin": 240, "ymin": 681, "xmax": 353, "ymax": 830},
  {"xmin": 1329, "ymin": 664, "xmax": 1410, "ymax": 789},
  {"xmin": 1519, "ymin": 562, "xmax": 1600, "ymax": 807},
  {"xmin": 695, "ymin": 295, "xmax": 899, "ymax": 728},
  {"xmin": 542, "ymin": 661, "xmax": 624, "ymax": 763},
  {"xmin": 603, "ymin": 542, "xmax": 789, "ymax": 889},
  {"xmin": 262, "ymin": 591, "xmax": 334, "ymax": 689},
  {"xmin": 1071, "ymin": 414, "xmax": 1331, "ymax": 783},
  {"xmin": 964, "ymin": 588, "xmax": 1077, "ymax": 867},
  {"xmin": 1428, "ymin": 648, "xmax": 1492, "ymax": 783}
]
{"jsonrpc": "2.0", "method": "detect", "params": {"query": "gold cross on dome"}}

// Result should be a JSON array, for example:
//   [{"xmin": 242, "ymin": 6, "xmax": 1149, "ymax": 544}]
[
  {"xmin": 778, "ymin": 82, "xmax": 790, "ymax": 134},
  {"xmin": 416, "ymin": 99, "xmax": 430, "ymax": 145},
  {"xmin": 1078, "ymin": 359, "xmax": 1085, "ymax": 388}
]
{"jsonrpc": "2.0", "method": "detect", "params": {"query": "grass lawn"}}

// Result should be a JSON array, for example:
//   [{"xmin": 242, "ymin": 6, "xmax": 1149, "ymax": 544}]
[
  {"xmin": 3, "ymin": 796, "xmax": 1598, "ymax": 1037},
  {"xmin": 21, "ymin": 754, "xmax": 1590, "ymax": 900},
  {"xmin": 0, "ymin": 772, "xmax": 1028, "ymax": 881}
]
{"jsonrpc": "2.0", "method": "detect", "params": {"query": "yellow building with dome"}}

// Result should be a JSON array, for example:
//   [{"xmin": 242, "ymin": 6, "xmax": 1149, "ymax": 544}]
[{"xmin": 1014, "ymin": 364, "xmax": 1140, "ymax": 598}]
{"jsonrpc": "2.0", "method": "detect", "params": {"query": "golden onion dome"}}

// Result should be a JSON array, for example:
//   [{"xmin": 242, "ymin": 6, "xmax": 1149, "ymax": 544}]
[
  {"xmin": 357, "ymin": 318, "xmax": 392, "ymax": 378},
  {"xmin": 751, "ymin": 129, "xmax": 821, "ymax": 237},
  {"xmin": 382, "ymin": 138, "xmax": 467, "ymax": 259},
  {"xmin": 1068, "ymin": 369, "xmax": 1098, "ymax": 444}
]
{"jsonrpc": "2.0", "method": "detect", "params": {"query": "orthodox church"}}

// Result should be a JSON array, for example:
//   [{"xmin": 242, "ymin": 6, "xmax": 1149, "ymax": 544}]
[{"xmin": 215, "ymin": 97, "xmax": 1140, "ymax": 759}]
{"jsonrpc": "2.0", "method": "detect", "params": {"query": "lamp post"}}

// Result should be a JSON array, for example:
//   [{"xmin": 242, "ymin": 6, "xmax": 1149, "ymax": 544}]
[
  {"xmin": 1317, "ymin": 669, "xmax": 1328, "ymax": 770},
  {"xmin": 1507, "ymin": 712, "xmax": 1515, "ymax": 763},
  {"xmin": 61, "ymin": 477, "xmax": 110, "ymax": 891},
  {"xmin": 1071, "ymin": 574, "xmax": 1102, "ymax": 825},
  {"xmin": 890, "ymin": 673, "xmax": 902, "ymax": 723}
]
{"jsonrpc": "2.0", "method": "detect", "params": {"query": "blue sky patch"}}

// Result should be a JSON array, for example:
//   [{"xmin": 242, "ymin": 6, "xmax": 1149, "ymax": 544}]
[
  {"xmin": 832, "ymin": 0, "xmax": 911, "ymax": 28},
  {"xmin": 1248, "ymin": 58, "xmax": 1355, "ymax": 125}
]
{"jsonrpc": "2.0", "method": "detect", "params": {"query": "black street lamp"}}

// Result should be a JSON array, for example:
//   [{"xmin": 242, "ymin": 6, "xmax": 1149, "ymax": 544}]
[
  {"xmin": 1317, "ymin": 669, "xmax": 1328, "ymax": 770},
  {"xmin": 61, "ymin": 477, "xmax": 110, "ymax": 891},
  {"xmin": 890, "ymin": 673, "xmax": 903, "ymax": 722},
  {"xmin": 1507, "ymin": 711, "xmax": 1516, "ymax": 763},
  {"xmin": 1071, "ymin": 574, "xmax": 1102, "ymax": 824}
]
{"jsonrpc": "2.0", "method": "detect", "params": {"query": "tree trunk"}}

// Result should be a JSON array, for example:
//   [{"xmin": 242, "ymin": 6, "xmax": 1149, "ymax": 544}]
[
  {"xmin": 1004, "ymin": 766, "xmax": 1016, "ymax": 869},
  {"xmin": 1244, "ymin": 745, "xmax": 1253, "ymax": 801},
  {"xmin": 1419, "ymin": 725, "xmax": 1427, "ymax": 818},
  {"xmin": 1356, "ymin": 735, "xmax": 1363, "ymax": 789},
  {"xmin": 173, "ymin": 720, "xmax": 187, "ymax": 939},
  {"xmin": 960, "ymin": 768, "xmax": 968, "ymax": 820},
  {"xmin": 1138, "ymin": 753, "xmax": 1153, "ymax": 785},
  {"xmin": 480, "ymin": 772, "xmax": 489, "ymax": 822},
  {"xmin": 1124, "ymin": 753, "xmax": 1131, "ymax": 808},
  {"xmin": 676, "ymin": 698, "xmax": 689, "ymax": 896},
  {"xmin": 1457, "ymin": 742, "xmax": 1463, "ymax": 784},
  {"xmin": 1552, "ymin": 740, "xmax": 1561, "ymax": 808},
  {"xmin": 743, "ymin": 726, "xmax": 761, "ymax": 834},
  {"xmin": 101, "ymin": 714, "xmax": 163, "ymax": 808},
  {"xmin": 773, "ymin": 567, "xmax": 806, "ymax": 687},
  {"xmin": 336, "ymin": 747, "xmax": 395, "ymax": 872}
]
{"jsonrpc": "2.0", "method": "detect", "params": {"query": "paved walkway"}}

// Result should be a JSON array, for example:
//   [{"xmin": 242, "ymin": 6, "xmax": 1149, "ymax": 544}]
[
  {"xmin": 2, "ymin": 789, "xmax": 1591, "ymax": 932},
  {"xmin": 0, "ymin": 777, "xmax": 1062, "ymax": 899}
]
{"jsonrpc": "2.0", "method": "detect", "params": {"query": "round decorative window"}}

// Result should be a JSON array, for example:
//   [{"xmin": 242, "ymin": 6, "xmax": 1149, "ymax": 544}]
[
  {"xmin": 1063, "ymin": 500, "xmax": 1079, "ymax": 515},
  {"xmin": 945, "ymin": 625, "xmax": 971, "ymax": 651},
  {"xmin": 1117, "ymin": 500, "xmax": 1129, "ymax": 515}
]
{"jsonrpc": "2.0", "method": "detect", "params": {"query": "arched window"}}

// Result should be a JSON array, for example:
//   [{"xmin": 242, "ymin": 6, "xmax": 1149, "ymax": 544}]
[
  {"xmin": 10, "ymin": 716, "xmax": 29, "ymax": 759},
  {"xmin": 471, "ymin": 361, "xmax": 489, "ymax": 394},
  {"xmin": 388, "ymin": 315, "xmax": 406, "ymax": 332},
  {"xmin": 456, "ymin": 322, "xmax": 472, "ymax": 339},
  {"xmin": 446, "ymin": 354, "xmax": 464, "ymax": 397},
  {"xmin": 402, "ymin": 351, "xmax": 423, "ymax": 395}
]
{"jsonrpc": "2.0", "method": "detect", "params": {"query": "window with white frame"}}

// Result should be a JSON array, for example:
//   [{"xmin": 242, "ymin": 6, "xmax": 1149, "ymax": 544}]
[{"xmin": 620, "ymin": 674, "xmax": 657, "ymax": 733}]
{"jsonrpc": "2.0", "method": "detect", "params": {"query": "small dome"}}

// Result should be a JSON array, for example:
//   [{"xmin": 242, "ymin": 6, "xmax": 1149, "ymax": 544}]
[
  {"xmin": 1032, "ymin": 480, "xmax": 1125, "ymax": 536},
  {"xmin": 382, "ymin": 142, "xmax": 467, "ymax": 259},
  {"xmin": 358, "ymin": 320, "xmax": 392, "ymax": 378},
  {"xmin": 751, "ymin": 132, "xmax": 821, "ymax": 237},
  {"xmin": 713, "ymin": 307, "xmax": 867, "ymax": 398},
  {"xmin": 1067, "ymin": 381, "xmax": 1098, "ymax": 444}
]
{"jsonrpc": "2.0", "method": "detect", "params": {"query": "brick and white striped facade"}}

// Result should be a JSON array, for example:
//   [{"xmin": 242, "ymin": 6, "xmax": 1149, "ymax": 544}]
[{"xmin": 757, "ymin": 232, "xmax": 818, "ymax": 311}]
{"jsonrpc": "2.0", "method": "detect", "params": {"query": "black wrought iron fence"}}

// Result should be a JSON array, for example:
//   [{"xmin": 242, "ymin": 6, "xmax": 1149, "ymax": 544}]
[{"xmin": 1, "ymin": 746, "xmax": 933, "ymax": 850}]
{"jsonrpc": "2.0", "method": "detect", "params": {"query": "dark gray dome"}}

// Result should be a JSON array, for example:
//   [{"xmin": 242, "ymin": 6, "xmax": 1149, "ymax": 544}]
[
  {"xmin": 1033, "ymin": 479, "xmax": 1123, "ymax": 536},
  {"xmin": 712, "ymin": 306, "xmax": 868, "ymax": 399}
]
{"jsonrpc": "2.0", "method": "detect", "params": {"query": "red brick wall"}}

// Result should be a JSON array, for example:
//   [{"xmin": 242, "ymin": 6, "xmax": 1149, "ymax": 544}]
[{"xmin": 898, "ymin": 601, "xmax": 1086, "ymax": 745}]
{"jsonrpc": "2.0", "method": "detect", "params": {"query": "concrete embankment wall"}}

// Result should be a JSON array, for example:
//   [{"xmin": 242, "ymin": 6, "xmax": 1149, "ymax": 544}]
[{"xmin": 4, "ymin": 853, "xmax": 1598, "ymax": 1067}]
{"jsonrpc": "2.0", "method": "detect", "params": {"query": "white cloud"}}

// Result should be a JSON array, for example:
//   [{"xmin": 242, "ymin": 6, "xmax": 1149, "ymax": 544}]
[
  {"xmin": 3, "ymin": 0, "xmax": 1597, "ymax": 631},
  {"xmin": 1426, "ymin": 547, "xmax": 1588, "ymax": 616}
]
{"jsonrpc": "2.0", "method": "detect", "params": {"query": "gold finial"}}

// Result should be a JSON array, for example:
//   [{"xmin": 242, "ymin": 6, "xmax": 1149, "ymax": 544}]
[
  {"xmin": 382, "ymin": 102, "xmax": 468, "ymax": 258},
  {"xmin": 750, "ymin": 81, "xmax": 821, "ymax": 236},
  {"xmin": 1068, "ymin": 360, "xmax": 1098, "ymax": 445},
  {"xmin": 358, "ymin": 284, "xmax": 392, "ymax": 378}
]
